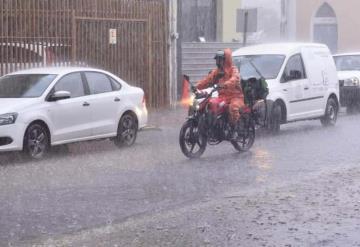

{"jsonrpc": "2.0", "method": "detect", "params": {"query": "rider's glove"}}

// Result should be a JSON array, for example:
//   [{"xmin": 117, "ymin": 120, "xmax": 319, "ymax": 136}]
[
  {"xmin": 218, "ymin": 83, "xmax": 227, "ymax": 89},
  {"xmin": 191, "ymin": 85, "xmax": 197, "ymax": 92}
]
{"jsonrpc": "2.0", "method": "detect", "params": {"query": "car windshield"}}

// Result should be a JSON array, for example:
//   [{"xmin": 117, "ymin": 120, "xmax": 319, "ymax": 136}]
[
  {"xmin": 334, "ymin": 55, "xmax": 360, "ymax": 71},
  {"xmin": 233, "ymin": 55, "xmax": 285, "ymax": 80},
  {"xmin": 0, "ymin": 74, "xmax": 56, "ymax": 98}
]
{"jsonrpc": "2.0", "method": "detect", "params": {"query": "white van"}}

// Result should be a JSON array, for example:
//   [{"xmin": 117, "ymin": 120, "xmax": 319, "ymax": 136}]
[{"xmin": 233, "ymin": 43, "xmax": 340, "ymax": 132}]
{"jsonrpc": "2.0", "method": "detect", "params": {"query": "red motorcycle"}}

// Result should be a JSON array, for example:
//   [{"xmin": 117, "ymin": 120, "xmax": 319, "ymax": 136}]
[{"xmin": 179, "ymin": 78, "xmax": 263, "ymax": 158}]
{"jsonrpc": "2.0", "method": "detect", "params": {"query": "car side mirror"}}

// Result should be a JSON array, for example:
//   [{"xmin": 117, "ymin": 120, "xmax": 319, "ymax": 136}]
[{"xmin": 49, "ymin": 91, "xmax": 71, "ymax": 101}]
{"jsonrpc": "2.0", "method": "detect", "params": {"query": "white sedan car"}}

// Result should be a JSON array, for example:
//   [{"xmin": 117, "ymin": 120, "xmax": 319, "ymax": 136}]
[
  {"xmin": 0, "ymin": 67, "xmax": 148, "ymax": 159},
  {"xmin": 333, "ymin": 53, "xmax": 360, "ymax": 113}
]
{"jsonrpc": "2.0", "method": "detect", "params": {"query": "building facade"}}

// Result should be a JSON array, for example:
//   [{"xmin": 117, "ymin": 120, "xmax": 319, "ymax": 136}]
[
  {"xmin": 0, "ymin": 0, "xmax": 172, "ymax": 108},
  {"xmin": 289, "ymin": 0, "xmax": 360, "ymax": 53},
  {"xmin": 180, "ymin": 0, "xmax": 242, "ymax": 42},
  {"xmin": 216, "ymin": 0, "xmax": 243, "ymax": 42}
]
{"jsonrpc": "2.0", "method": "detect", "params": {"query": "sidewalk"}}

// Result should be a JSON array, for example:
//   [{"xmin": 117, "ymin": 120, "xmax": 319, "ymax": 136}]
[{"xmin": 146, "ymin": 107, "xmax": 188, "ymax": 129}]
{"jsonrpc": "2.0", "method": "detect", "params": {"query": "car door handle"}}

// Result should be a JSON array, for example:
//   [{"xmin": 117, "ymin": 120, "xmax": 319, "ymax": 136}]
[
  {"xmin": 83, "ymin": 102, "xmax": 90, "ymax": 107},
  {"xmin": 114, "ymin": 97, "xmax": 121, "ymax": 102},
  {"xmin": 283, "ymin": 89, "xmax": 288, "ymax": 92},
  {"xmin": 304, "ymin": 87, "xmax": 309, "ymax": 90}
]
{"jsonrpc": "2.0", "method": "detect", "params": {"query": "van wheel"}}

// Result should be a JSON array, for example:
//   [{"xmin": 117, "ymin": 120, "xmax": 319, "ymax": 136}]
[
  {"xmin": 321, "ymin": 98, "xmax": 338, "ymax": 127},
  {"xmin": 267, "ymin": 103, "xmax": 281, "ymax": 134},
  {"xmin": 114, "ymin": 113, "xmax": 138, "ymax": 147},
  {"xmin": 23, "ymin": 123, "xmax": 50, "ymax": 159}
]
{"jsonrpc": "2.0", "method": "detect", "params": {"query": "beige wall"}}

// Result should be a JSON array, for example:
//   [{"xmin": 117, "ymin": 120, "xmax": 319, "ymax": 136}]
[
  {"xmin": 296, "ymin": 0, "xmax": 360, "ymax": 52},
  {"xmin": 217, "ymin": 0, "xmax": 242, "ymax": 42}
]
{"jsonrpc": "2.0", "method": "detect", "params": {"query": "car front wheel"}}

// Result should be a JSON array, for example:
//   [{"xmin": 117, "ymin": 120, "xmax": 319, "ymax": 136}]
[{"xmin": 23, "ymin": 123, "xmax": 50, "ymax": 159}]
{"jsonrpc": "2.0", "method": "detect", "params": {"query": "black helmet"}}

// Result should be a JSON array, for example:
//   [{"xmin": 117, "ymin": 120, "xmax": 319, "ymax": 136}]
[
  {"xmin": 214, "ymin": 50, "xmax": 225, "ymax": 60},
  {"xmin": 214, "ymin": 50, "xmax": 225, "ymax": 69}
]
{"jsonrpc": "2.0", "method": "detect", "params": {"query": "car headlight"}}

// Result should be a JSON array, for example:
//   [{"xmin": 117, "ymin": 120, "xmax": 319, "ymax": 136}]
[
  {"xmin": 0, "ymin": 113, "xmax": 18, "ymax": 126},
  {"xmin": 344, "ymin": 77, "xmax": 360, "ymax": 86}
]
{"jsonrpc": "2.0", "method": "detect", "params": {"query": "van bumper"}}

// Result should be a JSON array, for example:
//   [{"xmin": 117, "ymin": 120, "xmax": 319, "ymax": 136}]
[{"xmin": 340, "ymin": 86, "xmax": 360, "ymax": 107}]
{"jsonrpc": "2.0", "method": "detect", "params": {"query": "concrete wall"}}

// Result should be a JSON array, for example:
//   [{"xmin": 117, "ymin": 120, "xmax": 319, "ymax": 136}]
[
  {"xmin": 217, "ymin": 0, "xmax": 242, "ymax": 42},
  {"xmin": 296, "ymin": 0, "xmax": 360, "ymax": 52},
  {"xmin": 242, "ymin": 0, "xmax": 282, "ymax": 43}
]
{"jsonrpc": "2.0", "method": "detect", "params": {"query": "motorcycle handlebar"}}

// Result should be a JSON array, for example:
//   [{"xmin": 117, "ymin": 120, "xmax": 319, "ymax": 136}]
[{"xmin": 190, "ymin": 81, "xmax": 225, "ymax": 100}]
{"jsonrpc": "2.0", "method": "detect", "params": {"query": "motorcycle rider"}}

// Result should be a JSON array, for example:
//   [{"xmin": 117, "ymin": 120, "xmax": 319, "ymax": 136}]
[{"xmin": 195, "ymin": 48, "xmax": 245, "ymax": 139}]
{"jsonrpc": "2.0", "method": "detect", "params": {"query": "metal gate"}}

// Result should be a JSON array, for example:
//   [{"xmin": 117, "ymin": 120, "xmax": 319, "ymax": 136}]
[
  {"xmin": 74, "ymin": 17, "xmax": 151, "ymax": 97},
  {"xmin": 0, "ymin": 0, "xmax": 168, "ymax": 108}
]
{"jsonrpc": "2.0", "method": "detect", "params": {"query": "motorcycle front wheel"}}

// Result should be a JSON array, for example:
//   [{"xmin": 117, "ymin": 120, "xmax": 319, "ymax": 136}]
[
  {"xmin": 231, "ymin": 118, "xmax": 255, "ymax": 152},
  {"xmin": 179, "ymin": 120, "xmax": 207, "ymax": 158}
]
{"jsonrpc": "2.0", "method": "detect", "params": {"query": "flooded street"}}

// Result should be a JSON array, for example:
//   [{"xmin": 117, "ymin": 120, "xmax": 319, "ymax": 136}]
[{"xmin": 1, "ymin": 109, "xmax": 360, "ymax": 246}]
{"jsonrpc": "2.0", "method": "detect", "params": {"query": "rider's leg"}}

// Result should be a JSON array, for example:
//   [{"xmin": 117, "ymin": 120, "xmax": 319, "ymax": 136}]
[
  {"xmin": 229, "ymin": 98, "xmax": 245, "ymax": 140},
  {"xmin": 230, "ymin": 98, "xmax": 245, "ymax": 123}
]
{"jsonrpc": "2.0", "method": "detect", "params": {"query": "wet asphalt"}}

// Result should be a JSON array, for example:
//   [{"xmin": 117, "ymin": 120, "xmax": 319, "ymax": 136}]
[{"xmin": 1, "ymin": 108, "xmax": 360, "ymax": 246}]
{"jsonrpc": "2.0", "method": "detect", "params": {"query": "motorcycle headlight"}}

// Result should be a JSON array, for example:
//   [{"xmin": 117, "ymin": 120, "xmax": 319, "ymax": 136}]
[
  {"xmin": 195, "ymin": 102, "xmax": 200, "ymax": 110},
  {"xmin": 189, "ymin": 94, "xmax": 195, "ymax": 106},
  {"xmin": 344, "ymin": 77, "xmax": 360, "ymax": 86},
  {"xmin": 0, "ymin": 113, "xmax": 18, "ymax": 126},
  {"xmin": 192, "ymin": 95, "xmax": 200, "ymax": 110}
]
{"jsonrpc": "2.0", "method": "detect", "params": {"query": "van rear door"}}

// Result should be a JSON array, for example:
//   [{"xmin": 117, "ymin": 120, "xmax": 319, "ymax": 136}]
[{"xmin": 301, "ymin": 47, "xmax": 329, "ymax": 116}]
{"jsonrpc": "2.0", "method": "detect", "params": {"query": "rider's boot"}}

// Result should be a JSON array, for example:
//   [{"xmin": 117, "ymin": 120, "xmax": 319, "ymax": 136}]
[{"xmin": 230, "ymin": 123, "xmax": 239, "ymax": 141}]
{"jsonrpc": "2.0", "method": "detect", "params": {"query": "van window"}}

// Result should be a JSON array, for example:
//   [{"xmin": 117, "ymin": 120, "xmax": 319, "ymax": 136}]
[
  {"xmin": 281, "ymin": 54, "xmax": 306, "ymax": 83},
  {"xmin": 233, "ymin": 55, "xmax": 285, "ymax": 80}
]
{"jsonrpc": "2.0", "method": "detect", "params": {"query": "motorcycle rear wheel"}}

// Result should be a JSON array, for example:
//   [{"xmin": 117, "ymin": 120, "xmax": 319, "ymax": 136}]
[
  {"xmin": 179, "ymin": 120, "xmax": 207, "ymax": 158},
  {"xmin": 231, "ymin": 119, "xmax": 255, "ymax": 152}
]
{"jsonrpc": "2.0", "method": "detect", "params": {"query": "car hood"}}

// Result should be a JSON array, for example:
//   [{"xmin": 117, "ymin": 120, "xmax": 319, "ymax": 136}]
[
  {"xmin": 337, "ymin": 70, "xmax": 360, "ymax": 80},
  {"xmin": 0, "ymin": 98, "xmax": 40, "ymax": 114}
]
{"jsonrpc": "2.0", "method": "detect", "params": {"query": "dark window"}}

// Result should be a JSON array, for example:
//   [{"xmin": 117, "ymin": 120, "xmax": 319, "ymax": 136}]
[
  {"xmin": 85, "ymin": 72, "xmax": 113, "ymax": 94},
  {"xmin": 316, "ymin": 3, "xmax": 336, "ymax": 18},
  {"xmin": 334, "ymin": 55, "xmax": 360, "ymax": 71},
  {"xmin": 313, "ymin": 3, "xmax": 338, "ymax": 53},
  {"xmin": 281, "ymin": 54, "xmax": 306, "ymax": 83},
  {"xmin": 54, "ymin": 72, "xmax": 85, "ymax": 98},
  {"xmin": 233, "ymin": 55, "xmax": 285, "ymax": 80},
  {"xmin": 0, "ymin": 74, "xmax": 56, "ymax": 98},
  {"xmin": 109, "ymin": 76, "xmax": 122, "ymax": 91}
]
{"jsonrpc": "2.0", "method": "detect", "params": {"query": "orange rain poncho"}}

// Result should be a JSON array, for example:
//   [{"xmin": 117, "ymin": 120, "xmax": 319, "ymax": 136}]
[{"xmin": 196, "ymin": 48, "xmax": 245, "ymax": 124}]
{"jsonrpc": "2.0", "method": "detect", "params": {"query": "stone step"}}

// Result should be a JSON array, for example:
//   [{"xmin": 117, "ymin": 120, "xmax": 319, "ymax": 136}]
[
  {"xmin": 182, "ymin": 63, "xmax": 214, "ymax": 70},
  {"xmin": 182, "ymin": 72, "xmax": 210, "ymax": 81},
  {"xmin": 181, "ymin": 75, "xmax": 207, "ymax": 82},
  {"xmin": 183, "ymin": 46, "xmax": 243, "ymax": 53},
  {"xmin": 182, "ymin": 42, "xmax": 244, "ymax": 49},
  {"xmin": 182, "ymin": 56, "xmax": 213, "ymax": 63},
  {"xmin": 181, "ymin": 42, "xmax": 246, "ymax": 84},
  {"xmin": 182, "ymin": 52, "xmax": 215, "ymax": 59}
]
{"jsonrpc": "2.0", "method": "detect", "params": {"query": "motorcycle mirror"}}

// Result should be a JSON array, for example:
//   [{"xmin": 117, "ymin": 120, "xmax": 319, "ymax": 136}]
[{"xmin": 183, "ymin": 74, "xmax": 190, "ymax": 81}]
